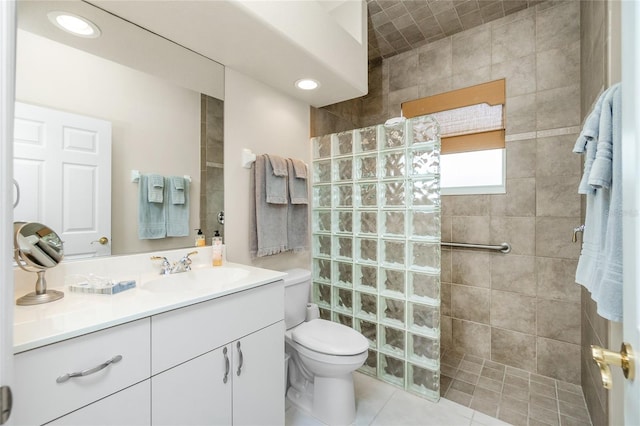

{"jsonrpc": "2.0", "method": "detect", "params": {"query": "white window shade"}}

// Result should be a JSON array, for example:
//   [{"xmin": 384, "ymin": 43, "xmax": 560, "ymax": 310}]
[{"xmin": 430, "ymin": 103, "xmax": 503, "ymax": 137}]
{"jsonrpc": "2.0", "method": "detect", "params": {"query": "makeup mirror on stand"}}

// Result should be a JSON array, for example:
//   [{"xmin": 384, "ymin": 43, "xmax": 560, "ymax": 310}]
[{"xmin": 14, "ymin": 221, "xmax": 64, "ymax": 305}]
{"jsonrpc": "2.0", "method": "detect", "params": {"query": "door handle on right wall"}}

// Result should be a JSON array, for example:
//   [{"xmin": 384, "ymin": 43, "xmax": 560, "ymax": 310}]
[{"xmin": 591, "ymin": 342, "xmax": 635, "ymax": 389}]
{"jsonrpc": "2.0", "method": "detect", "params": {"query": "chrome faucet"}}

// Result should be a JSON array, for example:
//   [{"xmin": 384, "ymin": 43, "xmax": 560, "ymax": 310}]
[
  {"xmin": 150, "ymin": 251, "xmax": 198, "ymax": 275},
  {"xmin": 174, "ymin": 251, "xmax": 198, "ymax": 273}
]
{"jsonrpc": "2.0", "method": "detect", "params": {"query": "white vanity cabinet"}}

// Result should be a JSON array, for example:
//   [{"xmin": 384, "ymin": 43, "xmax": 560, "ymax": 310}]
[
  {"xmin": 151, "ymin": 281, "xmax": 285, "ymax": 425},
  {"xmin": 12, "ymin": 318, "xmax": 151, "ymax": 426},
  {"xmin": 12, "ymin": 276, "xmax": 285, "ymax": 426}
]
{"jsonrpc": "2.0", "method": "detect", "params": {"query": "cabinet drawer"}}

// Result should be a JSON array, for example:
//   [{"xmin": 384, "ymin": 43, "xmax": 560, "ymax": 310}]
[
  {"xmin": 13, "ymin": 318, "xmax": 151, "ymax": 426},
  {"xmin": 49, "ymin": 381, "xmax": 151, "ymax": 426},
  {"xmin": 152, "ymin": 281, "xmax": 283, "ymax": 374}
]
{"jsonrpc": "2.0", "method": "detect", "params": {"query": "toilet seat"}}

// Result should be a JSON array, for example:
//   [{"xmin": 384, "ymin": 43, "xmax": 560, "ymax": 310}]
[{"xmin": 291, "ymin": 319, "xmax": 368, "ymax": 356}]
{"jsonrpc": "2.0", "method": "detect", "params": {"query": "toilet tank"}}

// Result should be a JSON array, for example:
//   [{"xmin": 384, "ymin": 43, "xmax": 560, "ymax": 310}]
[{"xmin": 283, "ymin": 269, "xmax": 312, "ymax": 329}]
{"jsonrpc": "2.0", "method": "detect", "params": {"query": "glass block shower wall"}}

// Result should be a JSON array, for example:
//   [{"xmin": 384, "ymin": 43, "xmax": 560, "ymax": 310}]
[{"xmin": 310, "ymin": 115, "xmax": 442, "ymax": 401}]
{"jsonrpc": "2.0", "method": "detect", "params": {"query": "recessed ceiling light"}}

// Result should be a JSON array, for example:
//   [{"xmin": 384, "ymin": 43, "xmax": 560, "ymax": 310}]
[
  {"xmin": 47, "ymin": 11, "xmax": 101, "ymax": 38},
  {"xmin": 295, "ymin": 79, "xmax": 320, "ymax": 91}
]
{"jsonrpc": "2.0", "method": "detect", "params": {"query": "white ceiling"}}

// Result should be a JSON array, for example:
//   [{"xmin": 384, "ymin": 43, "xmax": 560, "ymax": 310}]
[{"xmin": 18, "ymin": 0, "xmax": 369, "ymax": 107}]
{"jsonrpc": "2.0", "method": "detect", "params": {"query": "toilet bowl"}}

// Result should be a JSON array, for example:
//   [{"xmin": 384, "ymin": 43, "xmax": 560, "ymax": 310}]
[{"xmin": 283, "ymin": 269, "xmax": 369, "ymax": 426}]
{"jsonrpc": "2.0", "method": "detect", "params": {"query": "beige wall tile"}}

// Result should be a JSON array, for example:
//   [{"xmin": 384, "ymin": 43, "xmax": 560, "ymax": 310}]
[
  {"xmin": 537, "ymin": 41, "xmax": 581, "ymax": 92},
  {"xmin": 452, "ymin": 26, "xmax": 491, "ymax": 75},
  {"xmin": 441, "ymin": 214, "xmax": 453, "ymax": 243},
  {"xmin": 491, "ymin": 254, "xmax": 536, "ymax": 296},
  {"xmin": 536, "ymin": 175, "xmax": 581, "ymax": 217},
  {"xmin": 417, "ymin": 37, "xmax": 453, "ymax": 85},
  {"xmin": 451, "ymin": 250, "xmax": 491, "ymax": 287},
  {"xmin": 453, "ymin": 319, "xmax": 491, "ymax": 358},
  {"xmin": 451, "ymin": 216, "xmax": 491, "ymax": 244},
  {"xmin": 491, "ymin": 290, "xmax": 536, "ymax": 334},
  {"xmin": 536, "ymin": 134, "xmax": 582, "ymax": 178},
  {"xmin": 492, "ymin": 13, "xmax": 535, "ymax": 64},
  {"xmin": 537, "ymin": 299, "xmax": 581, "ymax": 344},
  {"xmin": 506, "ymin": 93, "xmax": 537, "ymax": 134},
  {"xmin": 442, "ymin": 282, "xmax": 452, "ymax": 316},
  {"xmin": 441, "ymin": 247, "xmax": 452, "ymax": 283},
  {"xmin": 491, "ymin": 54, "xmax": 537, "ymax": 97},
  {"xmin": 506, "ymin": 139, "xmax": 536, "ymax": 179},
  {"xmin": 452, "ymin": 66, "xmax": 492, "ymax": 91},
  {"xmin": 490, "ymin": 178, "xmax": 536, "ymax": 217},
  {"xmin": 491, "ymin": 328, "xmax": 537, "ymax": 371},
  {"xmin": 536, "ymin": 84, "xmax": 581, "ymax": 130},
  {"xmin": 536, "ymin": 217, "xmax": 581, "ymax": 259},
  {"xmin": 442, "ymin": 194, "xmax": 490, "ymax": 216},
  {"xmin": 441, "ymin": 314, "xmax": 453, "ymax": 349},
  {"xmin": 537, "ymin": 337, "xmax": 581, "ymax": 384},
  {"xmin": 389, "ymin": 53, "xmax": 418, "ymax": 91},
  {"xmin": 536, "ymin": 0, "xmax": 580, "ymax": 52},
  {"xmin": 452, "ymin": 284, "xmax": 491, "ymax": 324},
  {"xmin": 490, "ymin": 216, "xmax": 536, "ymax": 256},
  {"xmin": 536, "ymin": 257, "xmax": 581, "ymax": 303}
]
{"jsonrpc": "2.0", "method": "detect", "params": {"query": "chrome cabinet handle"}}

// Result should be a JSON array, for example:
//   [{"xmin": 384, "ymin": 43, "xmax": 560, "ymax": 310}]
[
  {"xmin": 223, "ymin": 347, "xmax": 229, "ymax": 384},
  {"xmin": 236, "ymin": 341, "xmax": 243, "ymax": 376},
  {"xmin": 56, "ymin": 355, "xmax": 123, "ymax": 384}
]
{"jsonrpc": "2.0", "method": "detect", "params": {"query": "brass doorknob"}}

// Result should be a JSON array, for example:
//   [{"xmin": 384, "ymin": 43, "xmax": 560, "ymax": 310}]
[
  {"xmin": 591, "ymin": 342, "xmax": 635, "ymax": 389},
  {"xmin": 91, "ymin": 237, "xmax": 109, "ymax": 245}
]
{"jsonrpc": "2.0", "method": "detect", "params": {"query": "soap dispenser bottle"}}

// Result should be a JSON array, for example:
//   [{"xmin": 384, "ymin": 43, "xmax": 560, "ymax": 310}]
[
  {"xmin": 195, "ymin": 229, "xmax": 205, "ymax": 247},
  {"xmin": 212, "ymin": 230, "xmax": 223, "ymax": 266}
]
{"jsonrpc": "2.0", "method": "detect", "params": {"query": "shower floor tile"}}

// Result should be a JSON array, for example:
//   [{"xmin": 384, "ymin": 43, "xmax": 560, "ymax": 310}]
[{"xmin": 440, "ymin": 350, "xmax": 593, "ymax": 426}]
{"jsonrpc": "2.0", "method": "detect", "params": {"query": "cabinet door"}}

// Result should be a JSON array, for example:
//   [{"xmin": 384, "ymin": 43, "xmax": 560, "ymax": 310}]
[
  {"xmin": 49, "ymin": 381, "xmax": 150, "ymax": 426},
  {"xmin": 152, "ymin": 345, "xmax": 232, "ymax": 425},
  {"xmin": 233, "ymin": 322, "xmax": 284, "ymax": 426}
]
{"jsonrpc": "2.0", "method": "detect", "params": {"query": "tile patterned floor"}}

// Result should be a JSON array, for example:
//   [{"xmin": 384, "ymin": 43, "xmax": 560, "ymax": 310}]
[
  {"xmin": 286, "ymin": 353, "xmax": 593, "ymax": 426},
  {"xmin": 440, "ymin": 350, "xmax": 593, "ymax": 426}
]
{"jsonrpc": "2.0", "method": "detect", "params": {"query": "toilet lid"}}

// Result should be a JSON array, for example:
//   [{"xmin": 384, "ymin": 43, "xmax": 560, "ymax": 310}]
[{"xmin": 292, "ymin": 319, "xmax": 369, "ymax": 356}]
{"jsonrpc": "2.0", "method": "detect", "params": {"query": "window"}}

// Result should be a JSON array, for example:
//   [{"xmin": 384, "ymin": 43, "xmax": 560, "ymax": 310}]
[{"xmin": 402, "ymin": 79, "xmax": 506, "ymax": 195}]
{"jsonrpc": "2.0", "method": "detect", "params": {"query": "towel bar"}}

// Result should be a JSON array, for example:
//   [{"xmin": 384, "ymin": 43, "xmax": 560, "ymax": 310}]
[
  {"xmin": 441, "ymin": 241, "xmax": 511, "ymax": 253},
  {"xmin": 130, "ymin": 170, "xmax": 192, "ymax": 183}
]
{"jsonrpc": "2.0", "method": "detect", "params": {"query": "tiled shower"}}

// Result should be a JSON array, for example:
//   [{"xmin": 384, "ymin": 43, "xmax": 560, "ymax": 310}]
[
  {"xmin": 311, "ymin": 116, "xmax": 442, "ymax": 400},
  {"xmin": 311, "ymin": 1, "xmax": 607, "ymax": 424}
]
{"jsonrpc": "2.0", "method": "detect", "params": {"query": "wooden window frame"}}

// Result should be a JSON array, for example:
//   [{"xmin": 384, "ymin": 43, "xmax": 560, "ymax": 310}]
[{"xmin": 401, "ymin": 79, "xmax": 506, "ymax": 154}]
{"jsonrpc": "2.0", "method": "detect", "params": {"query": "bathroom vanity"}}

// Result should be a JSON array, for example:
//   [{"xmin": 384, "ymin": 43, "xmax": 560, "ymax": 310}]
[{"xmin": 11, "ymin": 250, "xmax": 286, "ymax": 425}]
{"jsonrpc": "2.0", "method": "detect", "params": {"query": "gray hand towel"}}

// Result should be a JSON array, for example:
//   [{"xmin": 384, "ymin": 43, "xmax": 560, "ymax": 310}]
[
  {"xmin": 287, "ymin": 159, "xmax": 309, "ymax": 253},
  {"xmin": 287, "ymin": 158, "xmax": 308, "ymax": 205},
  {"xmin": 265, "ymin": 154, "xmax": 288, "ymax": 204},
  {"xmin": 250, "ymin": 155, "xmax": 288, "ymax": 257},
  {"xmin": 170, "ymin": 176, "xmax": 186, "ymax": 204},
  {"xmin": 138, "ymin": 174, "xmax": 166, "ymax": 239},
  {"xmin": 166, "ymin": 176, "xmax": 189, "ymax": 237},
  {"xmin": 148, "ymin": 173, "xmax": 164, "ymax": 203}
]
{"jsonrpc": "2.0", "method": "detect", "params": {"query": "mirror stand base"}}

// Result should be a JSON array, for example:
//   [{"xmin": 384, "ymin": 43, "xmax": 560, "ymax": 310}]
[{"xmin": 16, "ymin": 290, "xmax": 64, "ymax": 306}]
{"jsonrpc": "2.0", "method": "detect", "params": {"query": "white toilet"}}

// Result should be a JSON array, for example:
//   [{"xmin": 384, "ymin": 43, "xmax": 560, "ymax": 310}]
[{"xmin": 283, "ymin": 269, "xmax": 369, "ymax": 426}]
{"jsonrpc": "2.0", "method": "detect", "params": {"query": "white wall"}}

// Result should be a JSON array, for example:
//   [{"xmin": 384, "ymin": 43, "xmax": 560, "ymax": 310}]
[
  {"xmin": 224, "ymin": 68, "xmax": 311, "ymax": 272},
  {"xmin": 15, "ymin": 30, "xmax": 201, "ymax": 255}
]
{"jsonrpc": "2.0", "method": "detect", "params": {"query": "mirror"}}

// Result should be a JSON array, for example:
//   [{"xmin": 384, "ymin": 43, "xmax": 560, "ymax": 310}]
[
  {"xmin": 14, "ymin": 222, "xmax": 64, "ymax": 305},
  {"xmin": 14, "ymin": 1, "xmax": 224, "ymax": 258}
]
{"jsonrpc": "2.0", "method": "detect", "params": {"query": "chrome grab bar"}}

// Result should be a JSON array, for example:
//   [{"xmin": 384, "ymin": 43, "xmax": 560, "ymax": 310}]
[{"xmin": 441, "ymin": 242, "xmax": 511, "ymax": 253}]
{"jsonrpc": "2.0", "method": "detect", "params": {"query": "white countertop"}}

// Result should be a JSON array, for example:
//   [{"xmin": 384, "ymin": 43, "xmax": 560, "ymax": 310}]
[{"xmin": 14, "ymin": 252, "xmax": 287, "ymax": 353}]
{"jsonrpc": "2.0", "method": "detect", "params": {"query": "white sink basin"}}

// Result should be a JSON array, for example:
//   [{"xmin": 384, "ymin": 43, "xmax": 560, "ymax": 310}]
[{"xmin": 140, "ymin": 267, "xmax": 251, "ymax": 293}]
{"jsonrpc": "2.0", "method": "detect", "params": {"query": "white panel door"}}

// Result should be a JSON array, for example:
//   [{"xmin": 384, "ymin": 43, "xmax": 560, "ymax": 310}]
[{"xmin": 13, "ymin": 102, "xmax": 111, "ymax": 258}]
